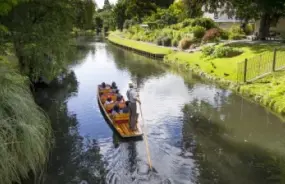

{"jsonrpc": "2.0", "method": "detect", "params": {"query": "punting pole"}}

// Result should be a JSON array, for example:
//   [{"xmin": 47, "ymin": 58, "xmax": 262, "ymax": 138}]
[{"xmin": 139, "ymin": 103, "xmax": 153, "ymax": 171}]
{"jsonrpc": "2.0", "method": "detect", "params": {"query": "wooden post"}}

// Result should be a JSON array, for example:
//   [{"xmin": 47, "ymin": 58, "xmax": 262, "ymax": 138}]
[
  {"xmin": 272, "ymin": 48, "xmax": 277, "ymax": 72},
  {"xmin": 244, "ymin": 59, "xmax": 248, "ymax": 83}
]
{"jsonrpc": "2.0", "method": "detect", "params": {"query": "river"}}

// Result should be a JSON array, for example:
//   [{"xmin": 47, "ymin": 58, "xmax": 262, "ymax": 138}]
[{"xmin": 34, "ymin": 37, "xmax": 285, "ymax": 184}]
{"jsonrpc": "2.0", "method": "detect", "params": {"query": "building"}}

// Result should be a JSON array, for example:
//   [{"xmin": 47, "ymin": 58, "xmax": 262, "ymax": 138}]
[{"xmin": 202, "ymin": 8, "xmax": 242, "ymax": 29}]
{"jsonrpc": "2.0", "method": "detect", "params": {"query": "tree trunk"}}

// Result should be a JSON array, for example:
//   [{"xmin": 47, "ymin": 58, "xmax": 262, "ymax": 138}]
[{"xmin": 259, "ymin": 13, "xmax": 271, "ymax": 40}]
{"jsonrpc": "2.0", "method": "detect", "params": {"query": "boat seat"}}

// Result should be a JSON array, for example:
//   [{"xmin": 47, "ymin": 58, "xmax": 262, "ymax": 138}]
[
  {"xmin": 101, "ymin": 94, "xmax": 117, "ymax": 104},
  {"xmin": 98, "ymin": 85, "xmax": 112, "ymax": 94},
  {"xmin": 104, "ymin": 103, "xmax": 115, "ymax": 113},
  {"xmin": 113, "ymin": 113, "xmax": 129, "ymax": 124},
  {"xmin": 118, "ymin": 102, "xmax": 125, "ymax": 109}
]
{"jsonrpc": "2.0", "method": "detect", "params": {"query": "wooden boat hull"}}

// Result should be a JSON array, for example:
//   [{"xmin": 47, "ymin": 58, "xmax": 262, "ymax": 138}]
[{"xmin": 97, "ymin": 86, "xmax": 143, "ymax": 138}]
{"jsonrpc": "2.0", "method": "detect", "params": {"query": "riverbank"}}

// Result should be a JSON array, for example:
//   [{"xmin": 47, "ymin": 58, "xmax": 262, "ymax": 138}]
[{"xmin": 107, "ymin": 32, "xmax": 285, "ymax": 118}]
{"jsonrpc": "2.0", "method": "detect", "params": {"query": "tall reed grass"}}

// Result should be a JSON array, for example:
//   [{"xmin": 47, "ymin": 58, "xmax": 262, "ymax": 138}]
[{"xmin": 0, "ymin": 60, "xmax": 51, "ymax": 184}]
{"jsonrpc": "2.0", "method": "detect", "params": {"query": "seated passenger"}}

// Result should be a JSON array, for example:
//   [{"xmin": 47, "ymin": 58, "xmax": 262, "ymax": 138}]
[
  {"xmin": 121, "ymin": 101, "xmax": 130, "ymax": 113},
  {"xmin": 100, "ymin": 82, "xmax": 106, "ymax": 89},
  {"xmin": 115, "ymin": 89, "xmax": 123, "ymax": 102},
  {"xmin": 104, "ymin": 96, "xmax": 113, "ymax": 105},
  {"xmin": 111, "ymin": 104, "xmax": 122, "ymax": 115},
  {"xmin": 111, "ymin": 82, "xmax": 117, "ymax": 92}
]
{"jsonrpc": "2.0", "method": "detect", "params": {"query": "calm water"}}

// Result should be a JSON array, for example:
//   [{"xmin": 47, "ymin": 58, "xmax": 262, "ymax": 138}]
[{"xmin": 35, "ymin": 37, "xmax": 285, "ymax": 184}]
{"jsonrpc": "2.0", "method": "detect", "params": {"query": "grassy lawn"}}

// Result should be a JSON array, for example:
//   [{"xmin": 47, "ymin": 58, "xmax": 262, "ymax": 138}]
[
  {"xmin": 166, "ymin": 43, "xmax": 285, "ymax": 82},
  {"xmin": 108, "ymin": 33, "xmax": 172, "ymax": 55},
  {"xmin": 239, "ymin": 70, "xmax": 285, "ymax": 115}
]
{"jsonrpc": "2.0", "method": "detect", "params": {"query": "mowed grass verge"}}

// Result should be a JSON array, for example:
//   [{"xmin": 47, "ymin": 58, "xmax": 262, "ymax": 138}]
[{"xmin": 108, "ymin": 33, "xmax": 172, "ymax": 55}]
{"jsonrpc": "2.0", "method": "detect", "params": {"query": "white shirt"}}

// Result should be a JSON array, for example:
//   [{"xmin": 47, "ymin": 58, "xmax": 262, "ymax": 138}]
[
  {"xmin": 105, "ymin": 100, "xmax": 113, "ymax": 105},
  {"xmin": 126, "ymin": 88, "xmax": 138, "ymax": 103}
]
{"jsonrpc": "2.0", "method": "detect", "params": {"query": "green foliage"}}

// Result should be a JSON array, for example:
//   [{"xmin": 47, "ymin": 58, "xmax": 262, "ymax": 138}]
[
  {"xmin": 181, "ymin": 0, "xmax": 203, "ymax": 18},
  {"xmin": 213, "ymin": 45, "xmax": 243, "ymax": 58},
  {"xmin": 162, "ymin": 36, "xmax": 172, "ymax": 46},
  {"xmin": 182, "ymin": 18, "xmax": 193, "ymax": 28},
  {"xmin": 144, "ymin": 8, "xmax": 178, "ymax": 26},
  {"xmin": 191, "ymin": 26, "xmax": 206, "ymax": 39},
  {"xmin": 201, "ymin": 45, "xmax": 215, "ymax": 56},
  {"xmin": 0, "ymin": 0, "xmax": 23, "ymax": 16},
  {"xmin": 191, "ymin": 18, "xmax": 217, "ymax": 30},
  {"xmin": 0, "ymin": 60, "xmax": 51, "ymax": 184},
  {"xmin": 113, "ymin": 0, "xmax": 128, "ymax": 30},
  {"xmin": 125, "ymin": 0, "xmax": 156, "ymax": 22},
  {"xmin": 153, "ymin": 0, "xmax": 174, "ymax": 8},
  {"xmin": 244, "ymin": 23, "xmax": 254, "ymax": 35},
  {"xmin": 220, "ymin": 30, "xmax": 229, "ymax": 40},
  {"xmin": 103, "ymin": 0, "xmax": 112, "ymax": 10},
  {"xmin": 123, "ymin": 19, "xmax": 137, "ymax": 30},
  {"xmin": 229, "ymin": 33, "xmax": 246, "ymax": 40},
  {"xmin": 229, "ymin": 25, "xmax": 245, "ymax": 35},
  {"xmin": 171, "ymin": 38, "xmax": 179, "ymax": 47},
  {"xmin": 202, "ymin": 45, "xmax": 243, "ymax": 58},
  {"xmin": 168, "ymin": 1, "xmax": 187, "ymax": 22},
  {"xmin": 74, "ymin": 0, "xmax": 96, "ymax": 30},
  {"xmin": 156, "ymin": 36, "xmax": 164, "ymax": 45},
  {"xmin": 1, "ymin": 0, "xmax": 76, "ymax": 81}
]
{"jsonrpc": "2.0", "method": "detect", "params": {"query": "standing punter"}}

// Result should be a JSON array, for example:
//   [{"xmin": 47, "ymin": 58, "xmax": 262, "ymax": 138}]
[{"xmin": 126, "ymin": 81, "xmax": 141, "ymax": 130}]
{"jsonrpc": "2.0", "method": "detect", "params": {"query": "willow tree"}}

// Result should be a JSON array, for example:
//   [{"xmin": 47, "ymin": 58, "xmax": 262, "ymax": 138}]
[{"xmin": 0, "ymin": 0, "xmax": 76, "ymax": 82}]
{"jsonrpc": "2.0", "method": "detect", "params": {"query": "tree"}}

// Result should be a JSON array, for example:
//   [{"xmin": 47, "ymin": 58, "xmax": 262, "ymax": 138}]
[
  {"xmin": 153, "ymin": 0, "xmax": 174, "ymax": 8},
  {"xmin": 0, "ymin": 0, "xmax": 76, "ymax": 82},
  {"xmin": 113, "ymin": 1, "xmax": 129, "ymax": 30},
  {"xmin": 94, "ymin": 15, "xmax": 103, "ymax": 33},
  {"xmin": 181, "ymin": 0, "xmax": 204, "ymax": 18},
  {"xmin": 103, "ymin": 0, "xmax": 112, "ymax": 10},
  {"xmin": 125, "ymin": 0, "xmax": 157, "ymax": 22},
  {"xmin": 74, "ymin": 0, "xmax": 97, "ymax": 30}
]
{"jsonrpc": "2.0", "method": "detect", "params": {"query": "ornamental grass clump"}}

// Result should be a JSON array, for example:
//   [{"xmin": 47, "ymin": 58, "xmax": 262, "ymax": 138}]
[{"xmin": 0, "ymin": 62, "xmax": 51, "ymax": 184}]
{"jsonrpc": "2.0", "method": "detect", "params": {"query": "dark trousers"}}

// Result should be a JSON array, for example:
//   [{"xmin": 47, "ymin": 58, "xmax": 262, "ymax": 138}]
[{"xmin": 129, "ymin": 102, "xmax": 137, "ymax": 130}]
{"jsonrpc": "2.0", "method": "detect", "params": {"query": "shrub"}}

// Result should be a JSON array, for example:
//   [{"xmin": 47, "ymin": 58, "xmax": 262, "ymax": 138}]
[
  {"xmin": 191, "ymin": 26, "xmax": 206, "ymax": 39},
  {"xmin": 219, "ymin": 29, "xmax": 229, "ymax": 40},
  {"xmin": 201, "ymin": 45, "xmax": 215, "ymax": 56},
  {"xmin": 162, "ymin": 36, "xmax": 172, "ymax": 46},
  {"xmin": 147, "ymin": 22, "xmax": 158, "ymax": 30},
  {"xmin": 229, "ymin": 33, "xmax": 246, "ymax": 40},
  {"xmin": 123, "ymin": 19, "xmax": 137, "ymax": 29},
  {"xmin": 229, "ymin": 25, "xmax": 244, "ymax": 34},
  {"xmin": 202, "ymin": 28, "xmax": 221, "ymax": 42},
  {"xmin": 191, "ymin": 18, "xmax": 216, "ymax": 29},
  {"xmin": 182, "ymin": 19, "xmax": 193, "ymax": 28},
  {"xmin": 212, "ymin": 45, "xmax": 243, "ymax": 58},
  {"xmin": 178, "ymin": 38, "xmax": 193, "ymax": 50},
  {"xmin": 244, "ymin": 24, "xmax": 254, "ymax": 35},
  {"xmin": 171, "ymin": 38, "xmax": 179, "ymax": 47},
  {"xmin": 156, "ymin": 36, "xmax": 164, "ymax": 45}
]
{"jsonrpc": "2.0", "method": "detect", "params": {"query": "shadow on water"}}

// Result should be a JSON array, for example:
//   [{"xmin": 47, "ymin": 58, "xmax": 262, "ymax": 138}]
[
  {"xmin": 182, "ymin": 97, "xmax": 285, "ymax": 184},
  {"xmin": 25, "ymin": 41, "xmax": 107, "ymax": 184},
  {"xmin": 32, "ymin": 71, "xmax": 106, "ymax": 184}
]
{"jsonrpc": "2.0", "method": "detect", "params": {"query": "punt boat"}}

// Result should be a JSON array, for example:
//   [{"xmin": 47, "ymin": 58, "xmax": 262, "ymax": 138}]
[{"xmin": 97, "ymin": 84, "xmax": 143, "ymax": 138}]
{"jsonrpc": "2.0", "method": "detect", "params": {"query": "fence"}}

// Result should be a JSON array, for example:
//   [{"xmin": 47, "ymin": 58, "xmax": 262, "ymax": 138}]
[{"xmin": 237, "ymin": 49, "xmax": 285, "ymax": 83}]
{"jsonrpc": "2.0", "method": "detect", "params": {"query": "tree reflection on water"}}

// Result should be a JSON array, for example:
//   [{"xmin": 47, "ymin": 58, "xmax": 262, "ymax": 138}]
[
  {"xmin": 33, "ymin": 71, "xmax": 106, "ymax": 184},
  {"xmin": 182, "ymin": 98, "xmax": 285, "ymax": 184}
]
